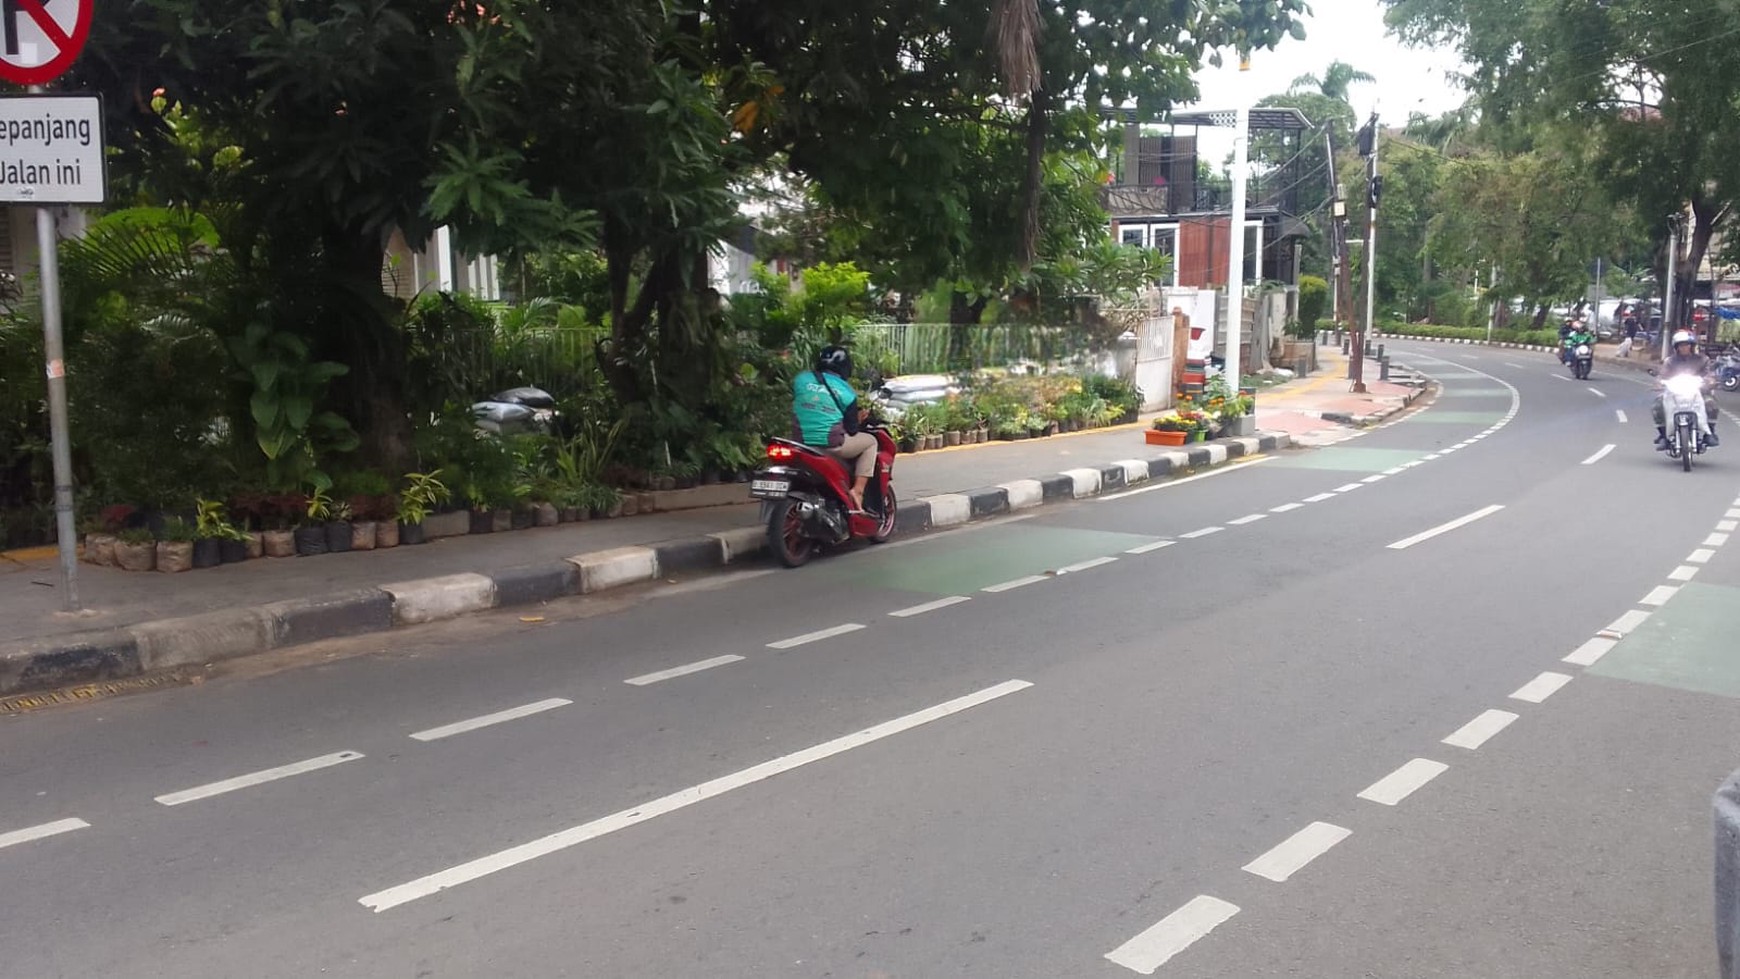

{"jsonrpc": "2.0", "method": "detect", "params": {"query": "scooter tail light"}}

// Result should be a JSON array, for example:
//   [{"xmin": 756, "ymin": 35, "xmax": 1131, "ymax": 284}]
[{"xmin": 767, "ymin": 443, "xmax": 794, "ymax": 461}]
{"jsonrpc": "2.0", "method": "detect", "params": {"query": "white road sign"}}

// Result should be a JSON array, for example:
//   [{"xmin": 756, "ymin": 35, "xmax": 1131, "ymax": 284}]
[{"xmin": 0, "ymin": 94, "xmax": 104, "ymax": 204}]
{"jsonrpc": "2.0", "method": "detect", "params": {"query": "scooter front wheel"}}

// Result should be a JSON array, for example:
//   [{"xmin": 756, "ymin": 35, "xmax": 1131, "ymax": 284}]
[
  {"xmin": 768, "ymin": 499, "xmax": 817, "ymax": 567},
  {"xmin": 1680, "ymin": 421, "xmax": 1696, "ymax": 472}
]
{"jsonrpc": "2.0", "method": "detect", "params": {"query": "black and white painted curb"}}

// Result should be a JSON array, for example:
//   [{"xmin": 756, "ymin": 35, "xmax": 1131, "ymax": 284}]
[{"xmin": 0, "ymin": 433, "xmax": 1292, "ymax": 698}]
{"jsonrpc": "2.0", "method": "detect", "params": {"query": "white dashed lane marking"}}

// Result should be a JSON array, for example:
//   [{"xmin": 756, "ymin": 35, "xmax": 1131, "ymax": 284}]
[
  {"xmin": 1357, "ymin": 758, "xmax": 1449, "ymax": 806},
  {"xmin": 1104, "ymin": 896, "xmax": 1240, "ymax": 975},
  {"xmin": 1443, "ymin": 710, "xmax": 1519, "ymax": 749},
  {"xmin": 1242, "ymin": 822, "xmax": 1352, "ymax": 883},
  {"xmin": 1510, "ymin": 672, "xmax": 1573, "ymax": 704}
]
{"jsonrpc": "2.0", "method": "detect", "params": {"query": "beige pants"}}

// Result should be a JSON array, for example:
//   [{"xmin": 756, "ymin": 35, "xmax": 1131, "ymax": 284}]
[{"xmin": 828, "ymin": 432, "xmax": 878, "ymax": 480}]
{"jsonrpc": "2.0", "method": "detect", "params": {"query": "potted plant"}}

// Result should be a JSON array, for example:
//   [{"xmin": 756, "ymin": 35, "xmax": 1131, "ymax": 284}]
[
  {"xmin": 297, "ymin": 489, "xmax": 332, "ymax": 556},
  {"xmin": 372, "ymin": 492, "xmax": 401, "ymax": 548},
  {"xmin": 1147, "ymin": 415, "xmax": 1194, "ymax": 446},
  {"xmin": 192, "ymin": 499, "xmax": 229, "ymax": 569},
  {"xmin": 114, "ymin": 528, "xmax": 156, "ymax": 572},
  {"xmin": 156, "ymin": 518, "xmax": 196, "ymax": 573},
  {"xmin": 325, "ymin": 500, "xmax": 355, "ymax": 553},
  {"xmin": 396, "ymin": 470, "xmax": 450, "ymax": 546},
  {"xmin": 82, "ymin": 518, "xmax": 116, "ymax": 567}
]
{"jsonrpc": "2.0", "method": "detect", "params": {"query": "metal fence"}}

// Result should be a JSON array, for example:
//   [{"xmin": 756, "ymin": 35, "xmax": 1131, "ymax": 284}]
[
  {"xmin": 850, "ymin": 322, "xmax": 1115, "ymax": 377},
  {"xmin": 407, "ymin": 326, "xmax": 611, "ymax": 406}
]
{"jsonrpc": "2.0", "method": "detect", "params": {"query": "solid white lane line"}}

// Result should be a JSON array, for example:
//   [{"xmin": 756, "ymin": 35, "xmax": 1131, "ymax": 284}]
[
  {"xmin": 1705, "ymin": 533, "xmax": 1730, "ymax": 548},
  {"xmin": 0, "ymin": 817, "xmax": 89, "ymax": 851},
  {"xmin": 1180, "ymin": 527, "xmax": 1224, "ymax": 539},
  {"xmin": 767, "ymin": 623, "xmax": 866, "ymax": 649},
  {"xmin": 1058, "ymin": 556, "xmax": 1118, "ymax": 574},
  {"xmin": 1587, "ymin": 387, "xmax": 1606, "ymax": 398},
  {"xmin": 1387, "ymin": 505, "xmax": 1505, "ymax": 550},
  {"xmin": 1334, "ymin": 482, "xmax": 1364, "ymax": 493},
  {"xmin": 359, "ymin": 680, "xmax": 1035, "ymax": 912},
  {"xmin": 1443, "ymin": 710, "xmax": 1519, "ymax": 749},
  {"xmin": 1640, "ymin": 585, "xmax": 1680, "ymax": 607},
  {"xmin": 411, "ymin": 698, "xmax": 573, "ymax": 737},
  {"xmin": 1581, "ymin": 444, "xmax": 1616, "ymax": 466},
  {"xmin": 1606, "ymin": 609, "xmax": 1652, "ymax": 635},
  {"xmin": 1361, "ymin": 475, "xmax": 1387, "ymax": 484},
  {"xmin": 1097, "ymin": 457, "xmax": 1274, "ymax": 502},
  {"xmin": 1226, "ymin": 514, "xmax": 1267, "ymax": 526},
  {"xmin": 1720, "ymin": 520, "xmax": 1739, "ymax": 533},
  {"xmin": 1616, "ymin": 410, "xmax": 1629, "ymax": 424},
  {"xmin": 889, "ymin": 596, "xmax": 971, "ymax": 618},
  {"xmin": 982, "ymin": 575, "xmax": 1048, "ymax": 594},
  {"xmin": 1510, "ymin": 671, "xmax": 1573, "ymax": 704},
  {"xmin": 623, "ymin": 657, "xmax": 744, "ymax": 687},
  {"xmin": 1105, "ymin": 896, "xmax": 1240, "ymax": 975},
  {"xmin": 1689, "ymin": 548, "xmax": 1717, "ymax": 564},
  {"xmin": 1302, "ymin": 492, "xmax": 1336, "ymax": 503},
  {"xmin": 1271, "ymin": 502, "xmax": 1305, "ymax": 513},
  {"xmin": 1564, "ymin": 637, "xmax": 1618, "ymax": 667},
  {"xmin": 155, "ymin": 751, "xmax": 365, "ymax": 807},
  {"xmin": 1125, "ymin": 540, "xmax": 1177, "ymax": 555},
  {"xmin": 1357, "ymin": 758, "xmax": 1449, "ymax": 806},
  {"xmin": 1242, "ymin": 822, "xmax": 1351, "ymax": 883},
  {"xmin": 1668, "ymin": 565, "xmax": 1700, "ymax": 582}
]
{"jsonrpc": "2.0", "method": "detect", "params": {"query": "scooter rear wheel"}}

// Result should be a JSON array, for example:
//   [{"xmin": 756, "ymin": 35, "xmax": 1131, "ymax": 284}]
[
  {"xmin": 869, "ymin": 487, "xmax": 898, "ymax": 544},
  {"xmin": 768, "ymin": 499, "xmax": 816, "ymax": 567}
]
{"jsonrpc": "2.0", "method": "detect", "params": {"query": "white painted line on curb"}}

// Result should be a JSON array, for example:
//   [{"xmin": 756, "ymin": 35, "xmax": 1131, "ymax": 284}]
[
  {"xmin": 1271, "ymin": 503, "xmax": 1305, "ymax": 513},
  {"xmin": 982, "ymin": 575, "xmax": 1048, "ymax": 594},
  {"xmin": 1387, "ymin": 505, "xmax": 1505, "ymax": 550},
  {"xmin": 1227, "ymin": 514, "xmax": 1267, "ymax": 526},
  {"xmin": 1242, "ymin": 822, "xmax": 1351, "ymax": 883},
  {"xmin": 1097, "ymin": 457, "xmax": 1274, "ymax": 502},
  {"xmin": 1358, "ymin": 758, "xmax": 1449, "ymax": 806},
  {"xmin": 624, "ymin": 657, "xmax": 743, "ymax": 687},
  {"xmin": 1105, "ymin": 896, "xmax": 1240, "ymax": 975},
  {"xmin": 156, "ymin": 751, "xmax": 365, "ymax": 806},
  {"xmin": 1617, "ymin": 410, "xmax": 1628, "ymax": 424},
  {"xmin": 1581, "ymin": 444, "xmax": 1616, "ymax": 466},
  {"xmin": 1125, "ymin": 540, "xmax": 1177, "ymax": 555},
  {"xmin": 1443, "ymin": 710, "xmax": 1519, "ymax": 749},
  {"xmin": 1668, "ymin": 565, "xmax": 1700, "ymax": 582},
  {"xmin": 1057, "ymin": 556, "xmax": 1118, "ymax": 575},
  {"xmin": 1640, "ymin": 585, "xmax": 1680, "ymax": 607},
  {"xmin": 1334, "ymin": 482, "xmax": 1364, "ymax": 493},
  {"xmin": 411, "ymin": 698, "xmax": 573, "ymax": 737},
  {"xmin": 1510, "ymin": 671, "xmax": 1573, "ymax": 704},
  {"xmin": 1720, "ymin": 520, "xmax": 1739, "ymax": 533},
  {"xmin": 1706, "ymin": 533, "xmax": 1731, "ymax": 548},
  {"xmin": 359, "ymin": 680, "xmax": 1036, "ymax": 912},
  {"xmin": 1303, "ymin": 492, "xmax": 1337, "ymax": 503},
  {"xmin": 767, "ymin": 623, "xmax": 866, "ymax": 649},
  {"xmin": 889, "ymin": 596, "xmax": 971, "ymax": 618},
  {"xmin": 1587, "ymin": 387, "xmax": 1606, "ymax": 398},
  {"xmin": 1564, "ymin": 637, "xmax": 1618, "ymax": 667},
  {"xmin": 1606, "ymin": 609, "xmax": 1652, "ymax": 635},
  {"xmin": 0, "ymin": 817, "xmax": 89, "ymax": 851},
  {"xmin": 1689, "ymin": 548, "xmax": 1716, "ymax": 564}
]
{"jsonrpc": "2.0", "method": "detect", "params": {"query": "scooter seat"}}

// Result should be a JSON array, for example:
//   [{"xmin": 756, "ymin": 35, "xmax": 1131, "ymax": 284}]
[{"xmin": 771, "ymin": 438, "xmax": 851, "ymax": 483}]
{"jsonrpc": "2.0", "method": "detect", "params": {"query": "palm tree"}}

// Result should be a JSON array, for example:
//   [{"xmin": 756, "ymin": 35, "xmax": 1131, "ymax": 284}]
[
  {"xmin": 989, "ymin": 0, "xmax": 1044, "ymax": 272},
  {"xmin": 1289, "ymin": 61, "xmax": 1376, "ymax": 104}
]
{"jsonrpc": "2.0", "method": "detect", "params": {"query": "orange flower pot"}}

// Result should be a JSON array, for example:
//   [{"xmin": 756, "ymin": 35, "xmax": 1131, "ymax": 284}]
[{"xmin": 1146, "ymin": 429, "xmax": 1187, "ymax": 446}]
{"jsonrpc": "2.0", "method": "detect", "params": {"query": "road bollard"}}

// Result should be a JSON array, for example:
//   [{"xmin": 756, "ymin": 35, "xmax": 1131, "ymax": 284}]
[
  {"xmin": 1377, "ymin": 343, "xmax": 1386, "ymax": 361},
  {"xmin": 1719, "ymin": 766, "xmax": 1740, "ymax": 979},
  {"xmin": 1380, "ymin": 356, "xmax": 1390, "ymax": 382},
  {"xmin": 1342, "ymin": 336, "xmax": 1350, "ymax": 355}
]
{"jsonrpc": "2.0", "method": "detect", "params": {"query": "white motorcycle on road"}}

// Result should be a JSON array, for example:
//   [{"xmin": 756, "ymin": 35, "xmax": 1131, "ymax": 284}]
[{"xmin": 1658, "ymin": 373, "xmax": 1714, "ymax": 472}]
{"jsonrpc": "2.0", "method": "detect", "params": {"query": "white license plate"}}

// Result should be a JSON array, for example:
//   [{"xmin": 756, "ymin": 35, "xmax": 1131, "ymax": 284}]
[{"xmin": 750, "ymin": 479, "xmax": 790, "ymax": 495}]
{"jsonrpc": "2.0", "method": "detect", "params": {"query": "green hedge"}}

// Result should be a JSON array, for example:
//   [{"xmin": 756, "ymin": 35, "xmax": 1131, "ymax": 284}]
[{"xmin": 1383, "ymin": 324, "xmax": 1562, "ymax": 348}]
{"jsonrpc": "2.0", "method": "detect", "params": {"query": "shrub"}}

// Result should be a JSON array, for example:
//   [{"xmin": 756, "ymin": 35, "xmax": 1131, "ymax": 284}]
[{"xmin": 1295, "ymin": 276, "xmax": 1329, "ymax": 337}]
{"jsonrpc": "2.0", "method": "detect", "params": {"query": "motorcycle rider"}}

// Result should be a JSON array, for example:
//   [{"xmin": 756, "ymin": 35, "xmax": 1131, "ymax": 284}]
[
  {"xmin": 1564, "ymin": 320, "xmax": 1596, "ymax": 363},
  {"xmin": 1654, "ymin": 330, "xmax": 1720, "ymax": 449},
  {"xmin": 791, "ymin": 345, "xmax": 875, "ymax": 511}
]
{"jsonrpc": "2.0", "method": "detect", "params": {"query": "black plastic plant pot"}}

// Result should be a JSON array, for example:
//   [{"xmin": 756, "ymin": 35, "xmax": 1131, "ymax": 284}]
[
  {"xmin": 192, "ymin": 539, "xmax": 222, "ymax": 569},
  {"xmin": 399, "ymin": 521, "xmax": 428, "ymax": 545},
  {"xmin": 294, "ymin": 526, "xmax": 329, "ymax": 556},
  {"xmin": 218, "ymin": 539, "xmax": 249, "ymax": 564},
  {"xmin": 325, "ymin": 521, "xmax": 353, "ymax": 553},
  {"xmin": 511, "ymin": 508, "xmax": 535, "ymax": 531},
  {"xmin": 469, "ymin": 509, "xmax": 495, "ymax": 534}
]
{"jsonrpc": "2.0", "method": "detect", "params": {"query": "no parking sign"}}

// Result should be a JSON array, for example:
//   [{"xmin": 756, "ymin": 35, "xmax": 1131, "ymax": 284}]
[{"xmin": 0, "ymin": 0, "xmax": 92, "ymax": 86}]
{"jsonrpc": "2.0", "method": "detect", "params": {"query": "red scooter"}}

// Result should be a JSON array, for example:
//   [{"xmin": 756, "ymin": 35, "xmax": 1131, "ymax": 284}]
[{"xmin": 749, "ymin": 420, "xmax": 899, "ymax": 567}]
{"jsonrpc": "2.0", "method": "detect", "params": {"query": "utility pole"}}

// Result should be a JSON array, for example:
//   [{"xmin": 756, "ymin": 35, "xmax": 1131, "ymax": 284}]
[
  {"xmin": 1663, "ymin": 216, "xmax": 1681, "ymax": 365},
  {"xmin": 1325, "ymin": 131, "xmax": 1342, "ymax": 328},
  {"xmin": 1222, "ymin": 59, "xmax": 1252, "ymax": 396},
  {"xmin": 1353, "ymin": 113, "xmax": 1380, "ymax": 393}
]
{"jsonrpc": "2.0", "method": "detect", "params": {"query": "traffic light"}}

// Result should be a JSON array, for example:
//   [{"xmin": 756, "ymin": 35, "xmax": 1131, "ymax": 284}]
[
  {"xmin": 1368, "ymin": 175, "xmax": 1384, "ymax": 209},
  {"xmin": 1356, "ymin": 118, "xmax": 1376, "ymax": 157}
]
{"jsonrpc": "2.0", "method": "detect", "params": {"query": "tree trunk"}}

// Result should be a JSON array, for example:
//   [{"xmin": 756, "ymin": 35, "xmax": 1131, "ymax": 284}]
[
  {"xmin": 323, "ymin": 226, "xmax": 414, "ymax": 474},
  {"xmin": 946, "ymin": 292, "xmax": 988, "ymax": 370},
  {"xmin": 1016, "ymin": 91, "xmax": 1049, "ymax": 274}
]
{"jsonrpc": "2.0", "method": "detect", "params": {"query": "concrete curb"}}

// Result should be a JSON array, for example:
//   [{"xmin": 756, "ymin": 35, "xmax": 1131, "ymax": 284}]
[
  {"xmin": 0, "ymin": 431, "xmax": 1295, "ymax": 697},
  {"xmin": 1719, "ymin": 766, "xmax": 1740, "ymax": 979}
]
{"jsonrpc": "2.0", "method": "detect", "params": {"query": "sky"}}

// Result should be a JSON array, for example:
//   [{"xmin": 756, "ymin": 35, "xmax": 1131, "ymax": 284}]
[{"xmin": 1184, "ymin": 0, "xmax": 1469, "ymax": 157}]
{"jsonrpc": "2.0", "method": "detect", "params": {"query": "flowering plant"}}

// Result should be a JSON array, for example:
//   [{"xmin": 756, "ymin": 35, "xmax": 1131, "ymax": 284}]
[{"xmin": 1152, "ymin": 410, "xmax": 1208, "ymax": 433}]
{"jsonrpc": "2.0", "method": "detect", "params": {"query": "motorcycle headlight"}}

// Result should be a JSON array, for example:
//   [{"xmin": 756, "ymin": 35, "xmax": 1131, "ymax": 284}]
[
  {"xmin": 1575, "ymin": 345, "xmax": 1590, "ymax": 356},
  {"xmin": 1666, "ymin": 375, "xmax": 1703, "ymax": 397}
]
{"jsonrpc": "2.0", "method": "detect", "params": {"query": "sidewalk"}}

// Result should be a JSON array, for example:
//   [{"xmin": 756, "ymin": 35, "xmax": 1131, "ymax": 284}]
[
  {"xmin": 0, "ymin": 357, "xmax": 1405, "ymax": 697},
  {"xmin": 1255, "ymin": 344, "xmax": 1426, "ymax": 445}
]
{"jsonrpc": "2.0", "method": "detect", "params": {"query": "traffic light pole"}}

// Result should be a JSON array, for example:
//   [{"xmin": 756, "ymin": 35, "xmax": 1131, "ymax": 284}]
[{"xmin": 1353, "ymin": 114, "xmax": 1380, "ymax": 394}]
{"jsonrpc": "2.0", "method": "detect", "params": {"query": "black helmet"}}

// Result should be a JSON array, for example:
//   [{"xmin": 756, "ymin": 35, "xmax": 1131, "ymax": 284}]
[{"xmin": 816, "ymin": 345, "xmax": 853, "ymax": 378}]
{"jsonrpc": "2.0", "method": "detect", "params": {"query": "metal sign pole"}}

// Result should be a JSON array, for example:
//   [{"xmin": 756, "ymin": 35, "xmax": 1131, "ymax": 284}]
[{"xmin": 28, "ymin": 82, "xmax": 77, "ymax": 608}]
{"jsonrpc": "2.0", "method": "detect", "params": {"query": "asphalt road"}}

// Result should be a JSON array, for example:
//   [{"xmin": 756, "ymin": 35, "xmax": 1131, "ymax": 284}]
[{"xmin": 2, "ymin": 343, "xmax": 1736, "ymax": 978}]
